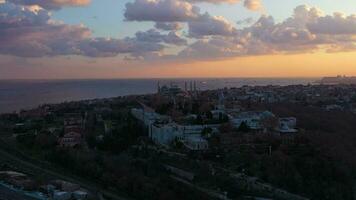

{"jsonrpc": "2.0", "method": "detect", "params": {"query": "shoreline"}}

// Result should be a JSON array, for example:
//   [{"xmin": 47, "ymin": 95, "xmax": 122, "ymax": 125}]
[{"xmin": 0, "ymin": 78, "xmax": 318, "ymax": 114}]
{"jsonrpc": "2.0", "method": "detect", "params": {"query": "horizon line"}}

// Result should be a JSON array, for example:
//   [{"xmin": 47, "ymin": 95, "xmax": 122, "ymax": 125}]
[{"xmin": 0, "ymin": 76, "xmax": 329, "ymax": 81}]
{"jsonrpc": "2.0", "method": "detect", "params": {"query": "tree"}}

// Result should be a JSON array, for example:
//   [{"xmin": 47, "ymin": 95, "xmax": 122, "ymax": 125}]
[
  {"xmin": 238, "ymin": 122, "xmax": 250, "ymax": 132},
  {"xmin": 219, "ymin": 123, "xmax": 233, "ymax": 133},
  {"xmin": 195, "ymin": 115, "xmax": 203, "ymax": 125},
  {"xmin": 201, "ymin": 127, "xmax": 213, "ymax": 137},
  {"xmin": 261, "ymin": 116, "xmax": 278, "ymax": 132},
  {"xmin": 16, "ymin": 133, "xmax": 36, "ymax": 148},
  {"xmin": 35, "ymin": 132, "xmax": 57, "ymax": 149},
  {"xmin": 206, "ymin": 111, "xmax": 213, "ymax": 119}
]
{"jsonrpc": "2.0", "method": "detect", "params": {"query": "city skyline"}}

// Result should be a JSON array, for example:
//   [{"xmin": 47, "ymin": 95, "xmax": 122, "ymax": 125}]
[{"xmin": 0, "ymin": 0, "xmax": 355, "ymax": 79}]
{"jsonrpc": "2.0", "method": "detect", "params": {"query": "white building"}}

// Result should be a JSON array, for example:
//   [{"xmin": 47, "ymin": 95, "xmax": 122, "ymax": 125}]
[
  {"xmin": 53, "ymin": 191, "xmax": 71, "ymax": 200},
  {"xmin": 211, "ymin": 109, "xmax": 226, "ymax": 120},
  {"xmin": 132, "ymin": 108, "xmax": 216, "ymax": 149},
  {"xmin": 183, "ymin": 135, "xmax": 209, "ymax": 150},
  {"xmin": 131, "ymin": 108, "xmax": 170, "ymax": 127},
  {"xmin": 73, "ymin": 190, "xmax": 88, "ymax": 200},
  {"xmin": 278, "ymin": 117, "xmax": 298, "ymax": 134},
  {"xmin": 150, "ymin": 122, "xmax": 216, "ymax": 146},
  {"xmin": 150, "ymin": 123, "xmax": 181, "ymax": 145},
  {"xmin": 229, "ymin": 111, "xmax": 276, "ymax": 130}
]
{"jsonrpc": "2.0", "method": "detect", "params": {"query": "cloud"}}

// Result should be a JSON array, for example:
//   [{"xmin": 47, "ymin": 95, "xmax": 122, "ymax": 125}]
[
  {"xmin": 236, "ymin": 17, "xmax": 254, "ymax": 25},
  {"xmin": 125, "ymin": 0, "xmax": 238, "ymax": 38},
  {"xmin": 7, "ymin": 0, "xmax": 90, "ymax": 9},
  {"xmin": 135, "ymin": 29, "xmax": 187, "ymax": 45},
  {"xmin": 0, "ymin": 1, "xmax": 355, "ymax": 62},
  {"xmin": 188, "ymin": 13, "xmax": 237, "ymax": 37},
  {"xmin": 0, "ymin": 2, "xmax": 50, "ymax": 27},
  {"xmin": 174, "ymin": 4, "xmax": 356, "ymax": 61},
  {"xmin": 0, "ymin": 2, "xmax": 167, "ymax": 57},
  {"xmin": 155, "ymin": 22, "xmax": 183, "ymax": 31},
  {"xmin": 307, "ymin": 12, "xmax": 356, "ymax": 35},
  {"xmin": 186, "ymin": 0, "xmax": 239, "ymax": 3},
  {"xmin": 177, "ymin": 36, "xmax": 245, "ymax": 60},
  {"xmin": 124, "ymin": 0, "xmax": 200, "ymax": 22},
  {"xmin": 164, "ymin": 31, "xmax": 188, "ymax": 45},
  {"xmin": 0, "ymin": 2, "xmax": 89, "ymax": 57},
  {"xmin": 77, "ymin": 37, "xmax": 164, "ymax": 58},
  {"xmin": 243, "ymin": 0, "xmax": 262, "ymax": 11}
]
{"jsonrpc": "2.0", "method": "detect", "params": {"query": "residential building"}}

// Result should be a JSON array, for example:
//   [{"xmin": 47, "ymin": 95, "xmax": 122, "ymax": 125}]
[
  {"xmin": 278, "ymin": 117, "xmax": 298, "ymax": 134},
  {"xmin": 229, "ymin": 111, "xmax": 276, "ymax": 130},
  {"xmin": 132, "ymin": 108, "xmax": 215, "ymax": 149},
  {"xmin": 183, "ymin": 135, "xmax": 209, "ymax": 150},
  {"xmin": 59, "ymin": 132, "xmax": 82, "ymax": 147}
]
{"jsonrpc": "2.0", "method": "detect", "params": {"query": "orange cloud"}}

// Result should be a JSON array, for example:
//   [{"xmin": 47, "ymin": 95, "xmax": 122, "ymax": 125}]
[{"xmin": 243, "ymin": 0, "xmax": 262, "ymax": 11}]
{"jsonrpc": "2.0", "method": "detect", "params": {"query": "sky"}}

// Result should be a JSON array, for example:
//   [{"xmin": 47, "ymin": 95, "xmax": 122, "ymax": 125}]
[{"xmin": 0, "ymin": 0, "xmax": 355, "ymax": 79}]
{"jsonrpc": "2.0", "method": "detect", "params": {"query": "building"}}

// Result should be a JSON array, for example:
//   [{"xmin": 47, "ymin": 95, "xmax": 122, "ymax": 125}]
[
  {"xmin": 150, "ymin": 122, "xmax": 215, "ymax": 147},
  {"xmin": 46, "ymin": 180, "xmax": 87, "ymax": 200},
  {"xmin": 131, "ymin": 108, "xmax": 170, "ymax": 128},
  {"xmin": 59, "ymin": 113, "xmax": 84, "ymax": 147},
  {"xmin": 157, "ymin": 82, "xmax": 184, "ymax": 96},
  {"xmin": 183, "ymin": 135, "xmax": 209, "ymax": 151},
  {"xmin": 0, "ymin": 171, "xmax": 35, "ymax": 191},
  {"xmin": 132, "ymin": 108, "xmax": 215, "ymax": 149},
  {"xmin": 53, "ymin": 191, "xmax": 71, "ymax": 200},
  {"xmin": 229, "ymin": 111, "xmax": 276, "ymax": 130},
  {"xmin": 59, "ymin": 132, "xmax": 82, "ymax": 147},
  {"xmin": 73, "ymin": 191, "xmax": 88, "ymax": 200},
  {"xmin": 63, "ymin": 113, "xmax": 83, "ymax": 127},
  {"xmin": 150, "ymin": 122, "xmax": 181, "ymax": 145},
  {"xmin": 278, "ymin": 117, "xmax": 298, "ymax": 134}
]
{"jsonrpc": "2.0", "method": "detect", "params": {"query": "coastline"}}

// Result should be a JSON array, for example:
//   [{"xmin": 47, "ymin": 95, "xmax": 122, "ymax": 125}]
[{"xmin": 0, "ymin": 78, "xmax": 318, "ymax": 114}]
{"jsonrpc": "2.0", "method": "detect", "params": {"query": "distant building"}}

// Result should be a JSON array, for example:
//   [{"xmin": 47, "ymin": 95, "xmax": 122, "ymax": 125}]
[
  {"xmin": 229, "ymin": 111, "xmax": 276, "ymax": 130},
  {"xmin": 0, "ymin": 171, "xmax": 35, "ymax": 191},
  {"xmin": 63, "ymin": 113, "xmax": 83, "ymax": 127},
  {"xmin": 325, "ymin": 104, "xmax": 343, "ymax": 111},
  {"xmin": 150, "ymin": 122, "xmax": 181, "ymax": 145},
  {"xmin": 131, "ymin": 108, "xmax": 215, "ymax": 149},
  {"xmin": 320, "ymin": 75, "xmax": 356, "ymax": 85},
  {"xmin": 211, "ymin": 90, "xmax": 227, "ymax": 120},
  {"xmin": 157, "ymin": 82, "xmax": 184, "ymax": 96},
  {"xmin": 47, "ymin": 180, "xmax": 87, "ymax": 200},
  {"xmin": 64, "ymin": 126, "xmax": 82, "ymax": 135},
  {"xmin": 278, "ymin": 117, "xmax": 298, "ymax": 134},
  {"xmin": 53, "ymin": 191, "xmax": 71, "ymax": 200},
  {"xmin": 59, "ymin": 132, "xmax": 82, "ymax": 147},
  {"xmin": 59, "ymin": 113, "xmax": 84, "ymax": 148},
  {"xmin": 104, "ymin": 120, "xmax": 118, "ymax": 135},
  {"xmin": 183, "ymin": 135, "xmax": 209, "ymax": 150},
  {"xmin": 150, "ymin": 122, "xmax": 215, "ymax": 147},
  {"xmin": 73, "ymin": 191, "xmax": 88, "ymax": 200},
  {"xmin": 131, "ymin": 108, "xmax": 170, "ymax": 128}
]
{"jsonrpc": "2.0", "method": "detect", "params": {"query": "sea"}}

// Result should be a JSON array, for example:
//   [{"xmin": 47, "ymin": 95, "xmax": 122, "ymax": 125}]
[{"xmin": 0, "ymin": 78, "xmax": 318, "ymax": 114}]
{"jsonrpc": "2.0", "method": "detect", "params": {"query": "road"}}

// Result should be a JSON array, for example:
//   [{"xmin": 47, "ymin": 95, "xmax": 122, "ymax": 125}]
[
  {"xmin": 0, "ymin": 139, "xmax": 130, "ymax": 200},
  {"xmin": 170, "ymin": 176, "xmax": 230, "ymax": 200}
]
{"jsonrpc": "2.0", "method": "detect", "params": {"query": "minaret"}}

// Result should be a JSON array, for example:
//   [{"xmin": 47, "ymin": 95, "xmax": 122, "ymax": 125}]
[
  {"xmin": 218, "ymin": 90, "xmax": 225, "ymax": 110},
  {"xmin": 185, "ymin": 82, "xmax": 187, "ymax": 92},
  {"xmin": 157, "ymin": 81, "xmax": 161, "ymax": 93}
]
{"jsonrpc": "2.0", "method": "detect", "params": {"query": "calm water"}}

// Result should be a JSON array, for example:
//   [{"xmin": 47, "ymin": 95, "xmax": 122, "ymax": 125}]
[{"xmin": 0, "ymin": 78, "xmax": 317, "ymax": 113}]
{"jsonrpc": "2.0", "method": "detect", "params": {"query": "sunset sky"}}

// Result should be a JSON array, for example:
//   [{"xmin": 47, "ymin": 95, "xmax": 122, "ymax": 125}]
[{"xmin": 0, "ymin": 0, "xmax": 355, "ymax": 79}]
